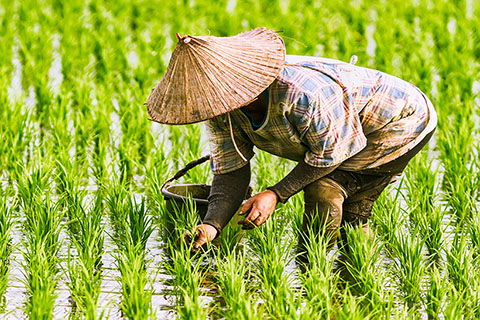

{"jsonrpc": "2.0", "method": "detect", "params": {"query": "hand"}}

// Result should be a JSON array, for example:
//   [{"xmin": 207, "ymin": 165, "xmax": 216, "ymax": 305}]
[
  {"xmin": 183, "ymin": 224, "xmax": 218, "ymax": 252},
  {"xmin": 238, "ymin": 190, "xmax": 278, "ymax": 230}
]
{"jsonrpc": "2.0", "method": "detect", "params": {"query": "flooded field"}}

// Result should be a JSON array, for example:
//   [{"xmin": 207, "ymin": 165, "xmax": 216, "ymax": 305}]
[{"xmin": 0, "ymin": 0, "xmax": 479, "ymax": 318}]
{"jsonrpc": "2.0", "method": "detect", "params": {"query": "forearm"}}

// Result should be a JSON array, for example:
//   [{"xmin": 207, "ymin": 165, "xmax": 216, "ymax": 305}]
[
  {"xmin": 203, "ymin": 163, "xmax": 251, "ymax": 233},
  {"xmin": 268, "ymin": 160, "xmax": 340, "ymax": 203}
]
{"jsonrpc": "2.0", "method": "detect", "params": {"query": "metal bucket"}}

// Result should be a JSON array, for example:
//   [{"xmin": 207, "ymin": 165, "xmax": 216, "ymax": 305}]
[
  {"xmin": 161, "ymin": 155, "xmax": 250, "ymax": 240},
  {"xmin": 162, "ymin": 183, "xmax": 211, "ymax": 221}
]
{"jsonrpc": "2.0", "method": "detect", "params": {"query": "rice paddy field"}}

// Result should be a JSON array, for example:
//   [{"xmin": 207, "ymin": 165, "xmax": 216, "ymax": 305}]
[{"xmin": 1, "ymin": 0, "xmax": 480, "ymax": 318}]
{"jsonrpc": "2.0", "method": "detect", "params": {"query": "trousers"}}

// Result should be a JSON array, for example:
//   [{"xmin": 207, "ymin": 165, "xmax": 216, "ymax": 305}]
[{"xmin": 302, "ymin": 130, "xmax": 435, "ymax": 243}]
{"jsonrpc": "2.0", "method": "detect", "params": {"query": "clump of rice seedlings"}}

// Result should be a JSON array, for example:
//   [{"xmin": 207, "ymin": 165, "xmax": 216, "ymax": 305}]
[
  {"xmin": 443, "ymin": 176, "xmax": 476, "ymax": 226},
  {"xmin": 443, "ymin": 285, "xmax": 468, "ymax": 318},
  {"xmin": 105, "ymin": 177, "xmax": 156, "ymax": 319},
  {"xmin": 0, "ymin": 196, "xmax": 14, "ymax": 310},
  {"xmin": 445, "ymin": 233, "xmax": 480, "ymax": 317},
  {"xmin": 165, "ymin": 246, "xmax": 208, "ymax": 320},
  {"xmin": 164, "ymin": 223, "xmax": 208, "ymax": 319},
  {"xmin": 21, "ymin": 197, "xmax": 63, "ymax": 319},
  {"xmin": 390, "ymin": 230, "xmax": 427, "ymax": 307},
  {"xmin": 104, "ymin": 174, "xmax": 132, "ymax": 241},
  {"xmin": 297, "ymin": 226, "xmax": 338, "ymax": 319},
  {"xmin": 161, "ymin": 195, "xmax": 212, "ymax": 318},
  {"xmin": 445, "ymin": 234, "xmax": 475, "ymax": 293},
  {"xmin": 215, "ymin": 212, "xmax": 244, "ymax": 256},
  {"xmin": 56, "ymin": 157, "xmax": 87, "ymax": 236},
  {"xmin": 437, "ymin": 127, "xmax": 477, "ymax": 225},
  {"xmin": 214, "ymin": 248, "xmax": 260, "ymax": 319},
  {"xmin": 403, "ymin": 152, "xmax": 444, "ymax": 261},
  {"xmin": 65, "ymin": 195, "xmax": 105, "ymax": 319},
  {"xmin": 14, "ymin": 159, "xmax": 52, "ymax": 211},
  {"xmin": 91, "ymin": 112, "xmax": 110, "ymax": 185},
  {"xmin": 405, "ymin": 152, "xmax": 437, "ymax": 217},
  {"xmin": 370, "ymin": 191, "xmax": 404, "ymax": 252},
  {"xmin": 164, "ymin": 194, "xmax": 204, "ymax": 250},
  {"xmin": 339, "ymin": 225, "xmax": 387, "ymax": 317},
  {"xmin": 144, "ymin": 164, "xmax": 171, "ymax": 234},
  {"xmin": 108, "ymin": 191, "xmax": 155, "ymax": 319},
  {"xmin": 248, "ymin": 219, "xmax": 302, "ymax": 318},
  {"xmin": 421, "ymin": 207, "xmax": 445, "ymax": 261},
  {"xmin": 334, "ymin": 288, "xmax": 371, "ymax": 320},
  {"xmin": 425, "ymin": 266, "xmax": 447, "ymax": 319},
  {"xmin": 0, "ymin": 101, "xmax": 31, "ymax": 182}
]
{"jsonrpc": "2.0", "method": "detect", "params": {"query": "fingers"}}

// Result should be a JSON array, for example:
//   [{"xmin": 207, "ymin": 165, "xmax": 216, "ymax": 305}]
[
  {"xmin": 244, "ymin": 203, "xmax": 260, "ymax": 222},
  {"xmin": 239, "ymin": 202, "xmax": 270, "ymax": 229},
  {"xmin": 193, "ymin": 226, "xmax": 207, "ymax": 250},
  {"xmin": 178, "ymin": 226, "xmax": 207, "ymax": 253},
  {"xmin": 240, "ymin": 198, "xmax": 253, "ymax": 215},
  {"xmin": 241, "ymin": 210, "xmax": 269, "ymax": 230}
]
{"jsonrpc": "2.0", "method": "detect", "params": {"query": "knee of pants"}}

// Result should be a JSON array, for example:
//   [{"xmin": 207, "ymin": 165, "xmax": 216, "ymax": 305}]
[{"xmin": 303, "ymin": 178, "xmax": 346, "ymax": 230}]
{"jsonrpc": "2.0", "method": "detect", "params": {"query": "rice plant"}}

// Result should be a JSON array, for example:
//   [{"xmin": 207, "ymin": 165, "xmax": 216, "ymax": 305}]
[
  {"xmin": 0, "ymin": 196, "xmax": 14, "ymax": 310},
  {"xmin": 298, "ymin": 227, "xmax": 338, "ymax": 319},
  {"xmin": 247, "ymin": 218, "xmax": 302, "ymax": 319},
  {"xmin": 21, "ymin": 197, "xmax": 63, "ymax": 319},
  {"xmin": 214, "ymin": 249, "xmax": 260, "ymax": 320},
  {"xmin": 339, "ymin": 225, "xmax": 389, "ymax": 317},
  {"xmin": 390, "ymin": 230, "xmax": 427, "ymax": 307},
  {"xmin": 107, "ymin": 185, "xmax": 155, "ymax": 319},
  {"xmin": 65, "ymin": 195, "xmax": 105, "ymax": 319}
]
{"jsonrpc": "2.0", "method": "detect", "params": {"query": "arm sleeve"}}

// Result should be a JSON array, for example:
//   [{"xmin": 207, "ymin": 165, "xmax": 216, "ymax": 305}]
[
  {"xmin": 267, "ymin": 160, "xmax": 339, "ymax": 203},
  {"xmin": 202, "ymin": 162, "xmax": 251, "ymax": 233}
]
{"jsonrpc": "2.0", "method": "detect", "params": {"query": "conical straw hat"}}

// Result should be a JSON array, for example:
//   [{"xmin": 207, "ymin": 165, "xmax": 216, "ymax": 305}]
[{"xmin": 147, "ymin": 27, "xmax": 286, "ymax": 125}]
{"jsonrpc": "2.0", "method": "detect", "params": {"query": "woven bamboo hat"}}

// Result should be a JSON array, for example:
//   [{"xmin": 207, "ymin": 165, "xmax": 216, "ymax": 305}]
[{"xmin": 147, "ymin": 27, "xmax": 286, "ymax": 125}]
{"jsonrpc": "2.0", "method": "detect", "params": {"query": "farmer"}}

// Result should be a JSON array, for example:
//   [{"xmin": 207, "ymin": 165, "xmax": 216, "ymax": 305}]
[{"xmin": 147, "ymin": 28, "xmax": 437, "ymax": 252}]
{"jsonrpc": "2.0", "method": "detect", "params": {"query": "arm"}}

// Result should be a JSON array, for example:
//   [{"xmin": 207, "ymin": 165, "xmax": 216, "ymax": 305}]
[
  {"xmin": 189, "ymin": 163, "xmax": 251, "ymax": 249},
  {"xmin": 203, "ymin": 162, "xmax": 251, "ymax": 231},
  {"xmin": 267, "ymin": 160, "xmax": 340, "ymax": 203}
]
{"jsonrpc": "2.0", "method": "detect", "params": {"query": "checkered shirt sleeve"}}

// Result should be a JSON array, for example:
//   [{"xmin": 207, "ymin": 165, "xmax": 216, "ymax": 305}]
[{"xmin": 205, "ymin": 115, "xmax": 254, "ymax": 175}]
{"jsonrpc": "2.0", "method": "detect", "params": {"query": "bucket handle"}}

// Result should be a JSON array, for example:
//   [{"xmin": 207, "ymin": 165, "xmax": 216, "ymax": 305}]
[{"xmin": 162, "ymin": 155, "xmax": 210, "ymax": 190}]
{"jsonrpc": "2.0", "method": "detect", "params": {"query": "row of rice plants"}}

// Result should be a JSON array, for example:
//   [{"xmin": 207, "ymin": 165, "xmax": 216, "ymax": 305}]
[
  {"xmin": 163, "ymin": 199, "xmax": 209, "ymax": 320},
  {"xmin": 15, "ymin": 160, "xmax": 63, "ymax": 319},
  {"xmin": 105, "ymin": 177, "xmax": 155, "ymax": 319}
]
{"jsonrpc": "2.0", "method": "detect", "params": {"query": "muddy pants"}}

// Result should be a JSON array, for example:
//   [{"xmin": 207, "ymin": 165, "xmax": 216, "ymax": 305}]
[{"xmin": 302, "ymin": 130, "xmax": 435, "ymax": 245}]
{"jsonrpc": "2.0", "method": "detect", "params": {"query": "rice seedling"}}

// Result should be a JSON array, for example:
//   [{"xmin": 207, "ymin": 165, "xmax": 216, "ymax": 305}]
[
  {"xmin": 390, "ymin": 230, "xmax": 427, "ymax": 307},
  {"xmin": 370, "ymin": 190, "xmax": 405, "ymax": 252},
  {"xmin": 247, "ymin": 218, "xmax": 302, "ymax": 319},
  {"xmin": 21, "ymin": 197, "xmax": 63, "ymax": 319},
  {"xmin": 0, "ymin": 196, "xmax": 14, "ymax": 310},
  {"xmin": 214, "ymin": 248, "xmax": 260, "ymax": 320},
  {"xmin": 339, "ymin": 224, "xmax": 388, "ymax": 317},
  {"xmin": 164, "ymin": 228, "xmax": 208, "ymax": 319},
  {"xmin": 445, "ymin": 233, "xmax": 479, "ymax": 294},
  {"xmin": 65, "ymin": 195, "xmax": 105, "ymax": 319},
  {"xmin": 425, "ymin": 266, "xmax": 447, "ymax": 319},
  {"xmin": 297, "ymin": 226, "xmax": 338, "ymax": 319},
  {"xmin": 106, "ymin": 183, "xmax": 155, "ymax": 319},
  {"xmin": 165, "ymin": 246, "xmax": 208, "ymax": 320}
]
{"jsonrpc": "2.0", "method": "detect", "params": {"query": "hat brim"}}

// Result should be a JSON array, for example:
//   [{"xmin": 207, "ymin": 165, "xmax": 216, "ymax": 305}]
[{"xmin": 147, "ymin": 27, "xmax": 286, "ymax": 125}]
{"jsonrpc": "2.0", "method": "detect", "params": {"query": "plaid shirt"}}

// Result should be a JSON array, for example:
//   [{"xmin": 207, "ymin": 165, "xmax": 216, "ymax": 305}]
[{"xmin": 206, "ymin": 57, "xmax": 437, "ymax": 174}]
